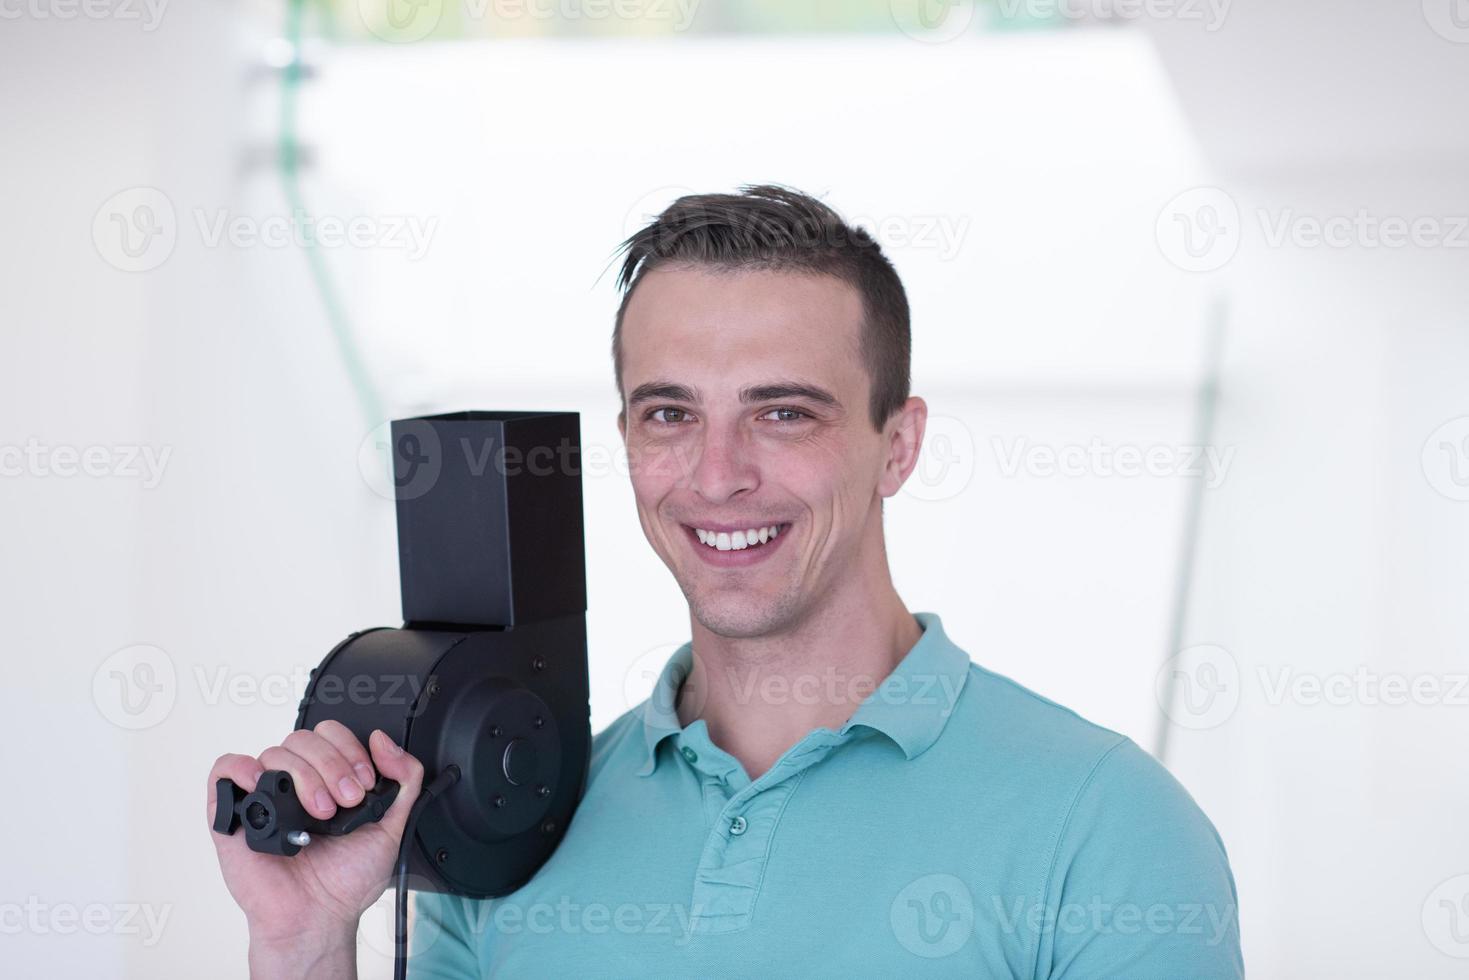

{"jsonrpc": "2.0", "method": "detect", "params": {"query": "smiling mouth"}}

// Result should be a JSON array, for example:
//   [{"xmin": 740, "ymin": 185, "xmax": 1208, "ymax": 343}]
[{"xmin": 691, "ymin": 523, "xmax": 787, "ymax": 552}]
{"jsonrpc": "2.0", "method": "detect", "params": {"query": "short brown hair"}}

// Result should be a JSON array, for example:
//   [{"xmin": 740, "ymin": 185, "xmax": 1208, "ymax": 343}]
[{"xmin": 612, "ymin": 185, "xmax": 911, "ymax": 430}]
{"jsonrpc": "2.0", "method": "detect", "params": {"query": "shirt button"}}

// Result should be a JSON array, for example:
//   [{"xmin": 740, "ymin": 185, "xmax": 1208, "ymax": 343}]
[
  {"xmin": 729, "ymin": 815, "xmax": 748, "ymax": 836},
  {"xmin": 680, "ymin": 746, "xmax": 698, "ymax": 764}
]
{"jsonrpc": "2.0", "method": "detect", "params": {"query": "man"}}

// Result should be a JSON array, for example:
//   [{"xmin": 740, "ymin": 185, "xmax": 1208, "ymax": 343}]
[{"xmin": 210, "ymin": 186, "xmax": 1242, "ymax": 978}]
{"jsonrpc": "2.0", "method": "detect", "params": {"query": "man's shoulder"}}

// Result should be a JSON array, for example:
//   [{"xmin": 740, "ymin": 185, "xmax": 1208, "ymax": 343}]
[
  {"xmin": 946, "ymin": 660, "xmax": 1220, "ymax": 838},
  {"xmin": 948, "ymin": 659, "xmax": 1135, "ymax": 777}
]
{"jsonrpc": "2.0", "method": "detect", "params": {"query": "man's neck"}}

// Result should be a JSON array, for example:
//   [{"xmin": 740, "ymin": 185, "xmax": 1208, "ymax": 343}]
[{"xmin": 679, "ymin": 563, "xmax": 923, "ymax": 782}]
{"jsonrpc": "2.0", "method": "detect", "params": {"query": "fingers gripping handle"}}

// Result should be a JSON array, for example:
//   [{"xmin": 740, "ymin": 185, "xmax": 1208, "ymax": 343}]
[{"xmin": 212, "ymin": 770, "xmax": 401, "ymax": 856}]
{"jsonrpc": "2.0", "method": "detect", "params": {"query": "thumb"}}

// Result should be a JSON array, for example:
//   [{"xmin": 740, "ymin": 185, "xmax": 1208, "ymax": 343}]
[{"xmin": 368, "ymin": 728, "xmax": 424, "ymax": 842}]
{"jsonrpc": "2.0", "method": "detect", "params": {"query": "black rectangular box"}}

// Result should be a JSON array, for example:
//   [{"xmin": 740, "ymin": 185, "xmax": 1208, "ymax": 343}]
[{"xmin": 391, "ymin": 410, "xmax": 587, "ymax": 627}]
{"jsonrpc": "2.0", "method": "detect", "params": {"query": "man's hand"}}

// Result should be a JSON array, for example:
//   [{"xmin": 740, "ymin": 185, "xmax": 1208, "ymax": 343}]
[{"xmin": 208, "ymin": 723, "xmax": 424, "ymax": 975}]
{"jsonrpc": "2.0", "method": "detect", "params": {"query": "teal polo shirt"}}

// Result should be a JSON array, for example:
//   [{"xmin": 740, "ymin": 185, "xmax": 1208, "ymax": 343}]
[{"xmin": 410, "ymin": 612, "xmax": 1242, "ymax": 978}]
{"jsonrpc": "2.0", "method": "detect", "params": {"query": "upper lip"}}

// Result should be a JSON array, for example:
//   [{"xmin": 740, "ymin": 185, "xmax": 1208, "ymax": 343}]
[{"xmin": 682, "ymin": 520, "xmax": 789, "ymax": 533}]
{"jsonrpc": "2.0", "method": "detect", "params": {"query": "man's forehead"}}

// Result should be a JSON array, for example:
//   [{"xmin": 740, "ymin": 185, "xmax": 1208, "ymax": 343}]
[{"xmin": 620, "ymin": 265, "xmax": 866, "ymax": 383}]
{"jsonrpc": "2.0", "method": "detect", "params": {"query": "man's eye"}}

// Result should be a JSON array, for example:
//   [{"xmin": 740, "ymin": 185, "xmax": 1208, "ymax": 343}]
[
  {"xmin": 760, "ymin": 408, "xmax": 808, "ymax": 423},
  {"xmin": 649, "ymin": 407, "xmax": 690, "ymax": 424}
]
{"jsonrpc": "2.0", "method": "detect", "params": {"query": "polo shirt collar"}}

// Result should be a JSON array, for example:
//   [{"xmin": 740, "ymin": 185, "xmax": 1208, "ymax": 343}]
[{"xmin": 636, "ymin": 611, "xmax": 969, "ymax": 777}]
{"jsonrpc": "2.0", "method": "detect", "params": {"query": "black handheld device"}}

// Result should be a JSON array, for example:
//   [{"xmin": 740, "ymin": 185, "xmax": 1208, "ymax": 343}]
[{"xmin": 212, "ymin": 410, "xmax": 592, "ymax": 973}]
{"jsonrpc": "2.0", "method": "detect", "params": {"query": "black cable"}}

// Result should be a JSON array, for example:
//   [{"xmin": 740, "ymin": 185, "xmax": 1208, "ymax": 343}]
[{"xmin": 394, "ymin": 765, "xmax": 462, "ymax": 980}]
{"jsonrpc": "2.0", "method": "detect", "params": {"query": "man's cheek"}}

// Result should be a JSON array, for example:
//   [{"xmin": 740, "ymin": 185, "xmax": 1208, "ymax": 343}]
[{"xmin": 630, "ymin": 441, "xmax": 699, "ymax": 488}]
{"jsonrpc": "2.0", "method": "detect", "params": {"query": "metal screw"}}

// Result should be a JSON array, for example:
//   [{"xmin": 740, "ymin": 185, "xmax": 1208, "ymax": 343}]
[
  {"xmin": 541, "ymin": 820, "xmax": 557, "ymax": 834},
  {"xmin": 493, "ymin": 794, "xmax": 506, "ymax": 808},
  {"xmin": 490, "ymin": 724, "xmax": 503, "ymax": 737},
  {"xmin": 532, "ymin": 656, "xmax": 546, "ymax": 671},
  {"xmin": 426, "ymin": 679, "xmax": 441, "ymax": 698},
  {"xmin": 536, "ymin": 784, "xmax": 550, "ymax": 798},
  {"xmin": 533, "ymin": 716, "xmax": 544, "ymax": 729},
  {"xmin": 435, "ymin": 849, "xmax": 449, "ymax": 865}
]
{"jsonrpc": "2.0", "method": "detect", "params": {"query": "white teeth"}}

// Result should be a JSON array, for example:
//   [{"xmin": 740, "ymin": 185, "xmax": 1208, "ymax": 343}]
[{"xmin": 695, "ymin": 524, "xmax": 783, "ymax": 551}]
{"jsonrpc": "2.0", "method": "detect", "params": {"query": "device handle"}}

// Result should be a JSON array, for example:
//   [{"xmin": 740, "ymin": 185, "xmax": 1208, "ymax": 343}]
[{"xmin": 212, "ymin": 769, "xmax": 400, "ymax": 856}]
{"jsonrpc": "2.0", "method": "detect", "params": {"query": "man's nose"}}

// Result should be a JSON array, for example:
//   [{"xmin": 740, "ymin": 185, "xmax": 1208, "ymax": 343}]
[{"xmin": 686, "ymin": 425, "xmax": 759, "ymax": 503}]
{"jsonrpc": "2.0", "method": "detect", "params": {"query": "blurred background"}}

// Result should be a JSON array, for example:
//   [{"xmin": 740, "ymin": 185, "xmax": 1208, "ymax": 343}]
[{"xmin": 2, "ymin": 0, "xmax": 1467, "ymax": 976}]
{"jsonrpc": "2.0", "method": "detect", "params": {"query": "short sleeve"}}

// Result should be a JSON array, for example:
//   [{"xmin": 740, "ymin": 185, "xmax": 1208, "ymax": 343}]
[
  {"xmin": 1040, "ymin": 738, "xmax": 1243, "ymax": 980},
  {"xmin": 407, "ymin": 888, "xmax": 483, "ymax": 978}
]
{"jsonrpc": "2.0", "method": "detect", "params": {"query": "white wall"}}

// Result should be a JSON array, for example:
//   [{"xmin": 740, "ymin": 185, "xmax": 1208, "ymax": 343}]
[{"xmin": 1163, "ymin": 170, "xmax": 1469, "ymax": 978}]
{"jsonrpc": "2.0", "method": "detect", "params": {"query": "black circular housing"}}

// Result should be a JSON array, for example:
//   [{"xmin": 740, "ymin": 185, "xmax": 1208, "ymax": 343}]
[{"xmin": 295, "ymin": 615, "xmax": 591, "ymax": 898}]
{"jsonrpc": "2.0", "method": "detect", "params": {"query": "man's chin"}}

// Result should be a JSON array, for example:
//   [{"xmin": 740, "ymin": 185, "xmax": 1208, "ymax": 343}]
[{"xmin": 687, "ymin": 591, "xmax": 798, "ymax": 640}]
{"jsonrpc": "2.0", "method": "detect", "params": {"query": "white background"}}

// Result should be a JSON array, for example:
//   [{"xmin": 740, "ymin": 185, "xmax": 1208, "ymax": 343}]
[{"xmin": 2, "ymin": 2, "xmax": 1467, "ymax": 976}]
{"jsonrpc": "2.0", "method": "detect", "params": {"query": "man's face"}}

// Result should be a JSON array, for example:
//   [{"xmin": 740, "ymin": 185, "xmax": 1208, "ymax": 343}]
[{"xmin": 617, "ymin": 264, "xmax": 910, "ymax": 639}]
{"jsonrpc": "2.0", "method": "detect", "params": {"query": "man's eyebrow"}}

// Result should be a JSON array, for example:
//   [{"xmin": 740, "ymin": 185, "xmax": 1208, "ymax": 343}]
[
  {"xmin": 740, "ymin": 382, "xmax": 840, "ymax": 408},
  {"xmin": 626, "ymin": 382, "xmax": 699, "ymax": 407}
]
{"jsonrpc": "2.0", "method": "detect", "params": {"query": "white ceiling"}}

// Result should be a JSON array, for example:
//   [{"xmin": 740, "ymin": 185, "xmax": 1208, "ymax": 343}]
[{"xmin": 1138, "ymin": 0, "xmax": 1469, "ymax": 177}]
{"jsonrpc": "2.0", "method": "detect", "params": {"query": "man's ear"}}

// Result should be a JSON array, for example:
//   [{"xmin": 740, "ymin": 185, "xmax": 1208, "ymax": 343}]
[
  {"xmin": 617, "ymin": 408, "xmax": 626, "ymax": 443},
  {"xmin": 877, "ymin": 396, "xmax": 928, "ymax": 498}
]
